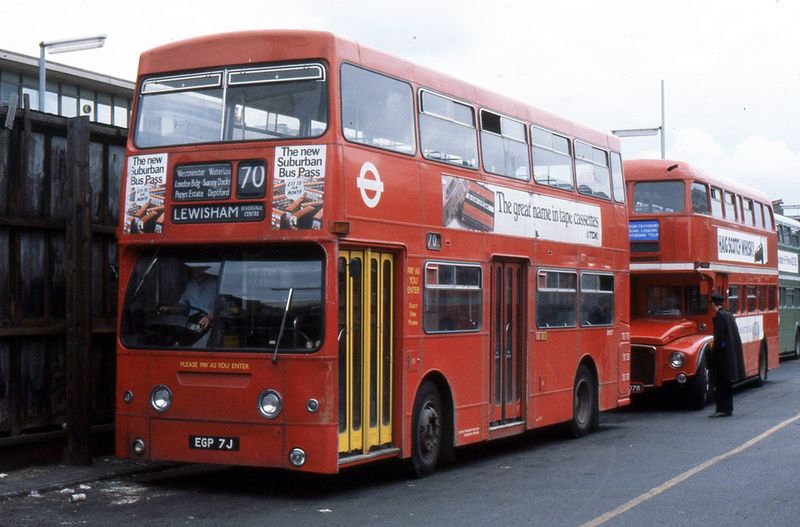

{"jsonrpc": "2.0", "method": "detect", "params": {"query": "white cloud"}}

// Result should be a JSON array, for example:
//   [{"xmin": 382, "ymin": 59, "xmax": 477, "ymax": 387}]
[
  {"xmin": 624, "ymin": 127, "xmax": 800, "ymax": 206},
  {"xmin": 3, "ymin": 0, "xmax": 800, "ymax": 205}
]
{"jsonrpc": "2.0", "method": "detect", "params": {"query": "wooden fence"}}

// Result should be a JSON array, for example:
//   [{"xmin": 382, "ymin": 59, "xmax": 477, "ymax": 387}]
[{"xmin": 0, "ymin": 101, "xmax": 125, "ymax": 466}]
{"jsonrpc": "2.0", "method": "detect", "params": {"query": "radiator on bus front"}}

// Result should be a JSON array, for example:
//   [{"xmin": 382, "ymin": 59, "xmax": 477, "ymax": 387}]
[{"xmin": 630, "ymin": 345, "xmax": 657, "ymax": 386}]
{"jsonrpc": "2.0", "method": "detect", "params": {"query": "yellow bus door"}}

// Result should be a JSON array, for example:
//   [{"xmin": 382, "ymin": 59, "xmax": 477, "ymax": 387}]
[{"xmin": 338, "ymin": 250, "xmax": 394, "ymax": 455}]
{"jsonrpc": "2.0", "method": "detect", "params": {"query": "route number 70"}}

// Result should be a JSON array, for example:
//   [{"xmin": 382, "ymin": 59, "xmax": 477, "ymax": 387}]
[{"xmin": 236, "ymin": 160, "xmax": 268, "ymax": 199}]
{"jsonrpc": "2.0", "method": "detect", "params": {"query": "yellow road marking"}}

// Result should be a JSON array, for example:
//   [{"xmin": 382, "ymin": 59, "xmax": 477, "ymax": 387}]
[{"xmin": 582, "ymin": 412, "xmax": 800, "ymax": 527}]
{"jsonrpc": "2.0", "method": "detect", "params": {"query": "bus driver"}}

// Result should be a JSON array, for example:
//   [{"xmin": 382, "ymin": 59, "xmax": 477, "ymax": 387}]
[{"xmin": 158, "ymin": 264, "xmax": 217, "ymax": 345}]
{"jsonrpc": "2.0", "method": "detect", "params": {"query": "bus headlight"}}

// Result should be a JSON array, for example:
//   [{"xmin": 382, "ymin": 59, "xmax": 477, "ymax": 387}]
[
  {"xmin": 150, "ymin": 385, "xmax": 172, "ymax": 413},
  {"xmin": 258, "ymin": 389, "xmax": 282, "ymax": 419},
  {"xmin": 669, "ymin": 352, "xmax": 685, "ymax": 369}
]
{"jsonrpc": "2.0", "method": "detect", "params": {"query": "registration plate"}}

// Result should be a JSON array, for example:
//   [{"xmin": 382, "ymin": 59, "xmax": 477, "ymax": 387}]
[{"xmin": 189, "ymin": 435, "xmax": 240, "ymax": 451}]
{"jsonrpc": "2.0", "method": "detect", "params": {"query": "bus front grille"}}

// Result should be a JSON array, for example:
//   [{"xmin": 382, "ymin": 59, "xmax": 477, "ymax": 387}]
[{"xmin": 631, "ymin": 345, "xmax": 657, "ymax": 386}]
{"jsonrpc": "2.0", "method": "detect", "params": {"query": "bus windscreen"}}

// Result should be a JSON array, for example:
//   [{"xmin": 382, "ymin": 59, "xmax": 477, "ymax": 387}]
[{"xmin": 134, "ymin": 63, "xmax": 328, "ymax": 148}]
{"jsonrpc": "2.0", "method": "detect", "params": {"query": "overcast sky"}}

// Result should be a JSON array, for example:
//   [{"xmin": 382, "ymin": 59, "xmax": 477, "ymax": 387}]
[{"xmin": 4, "ymin": 0, "xmax": 799, "ymax": 209}]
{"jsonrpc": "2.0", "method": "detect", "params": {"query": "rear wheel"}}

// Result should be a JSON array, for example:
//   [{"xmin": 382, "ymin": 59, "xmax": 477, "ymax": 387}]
[
  {"xmin": 794, "ymin": 331, "xmax": 800, "ymax": 360},
  {"xmin": 571, "ymin": 365, "xmax": 597, "ymax": 438},
  {"xmin": 411, "ymin": 382, "xmax": 442, "ymax": 477}
]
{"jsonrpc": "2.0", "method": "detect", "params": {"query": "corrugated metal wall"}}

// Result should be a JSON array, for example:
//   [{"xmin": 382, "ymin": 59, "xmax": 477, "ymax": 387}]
[{"xmin": 0, "ymin": 103, "xmax": 125, "ymax": 466}]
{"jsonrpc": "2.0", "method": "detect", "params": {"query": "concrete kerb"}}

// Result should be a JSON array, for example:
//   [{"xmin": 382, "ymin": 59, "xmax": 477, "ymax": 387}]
[{"xmin": 0, "ymin": 457, "xmax": 182, "ymax": 501}]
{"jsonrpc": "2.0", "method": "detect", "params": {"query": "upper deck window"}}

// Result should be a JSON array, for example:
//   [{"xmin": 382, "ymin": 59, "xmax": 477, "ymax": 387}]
[
  {"xmin": 575, "ymin": 142, "xmax": 611, "ymax": 200},
  {"xmin": 134, "ymin": 63, "xmax": 327, "ymax": 148},
  {"xmin": 742, "ymin": 198, "xmax": 755, "ymax": 226},
  {"xmin": 632, "ymin": 181, "xmax": 685, "ymax": 214},
  {"xmin": 531, "ymin": 126, "xmax": 573, "ymax": 191},
  {"xmin": 754, "ymin": 203, "xmax": 765, "ymax": 229},
  {"xmin": 691, "ymin": 182, "xmax": 710, "ymax": 215},
  {"xmin": 419, "ymin": 90, "xmax": 478, "ymax": 169},
  {"xmin": 723, "ymin": 192, "xmax": 738, "ymax": 221},
  {"xmin": 341, "ymin": 64, "xmax": 416, "ymax": 155},
  {"xmin": 480, "ymin": 110, "xmax": 529, "ymax": 180},
  {"xmin": 610, "ymin": 152, "xmax": 626, "ymax": 203},
  {"xmin": 710, "ymin": 187, "xmax": 724, "ymax": 218}
]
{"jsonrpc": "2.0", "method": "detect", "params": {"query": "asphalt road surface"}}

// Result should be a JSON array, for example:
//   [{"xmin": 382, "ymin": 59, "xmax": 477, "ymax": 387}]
[{"xmin": 3, "ymin": 358, "xmax": 800, "ymax": 526}]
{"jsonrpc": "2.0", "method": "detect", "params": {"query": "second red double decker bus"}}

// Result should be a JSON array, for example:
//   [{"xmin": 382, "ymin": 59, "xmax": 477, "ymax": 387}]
[
  {"xmin": 626, "ymin": 159, "xmax": 778, "ymax": 408},
  {"xmin": 115, "ymin": 30, "xmax": 631, "ymax": 477}
]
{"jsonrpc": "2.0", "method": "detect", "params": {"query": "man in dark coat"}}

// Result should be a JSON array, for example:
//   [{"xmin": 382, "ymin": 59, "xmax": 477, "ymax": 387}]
[{"xmin": 709, "ymin": 293, "xmax": 746, "ymax": 418}]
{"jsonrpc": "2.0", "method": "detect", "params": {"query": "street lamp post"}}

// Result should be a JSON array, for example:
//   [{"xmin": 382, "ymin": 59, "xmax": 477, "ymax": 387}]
[
  {"xmin": 39, "ymin": 34, "xmax": 107, "ymax": 112},
  {"xmin": 612, "ymin": 80, "xmax": 666, "ymax": 159}
]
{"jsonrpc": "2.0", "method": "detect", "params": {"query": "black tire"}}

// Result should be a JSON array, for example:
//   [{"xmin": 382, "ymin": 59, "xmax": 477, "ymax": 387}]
[
  {"xmin": 411, "ymin": 382, "xmax": 443, "ymax": 477},
  {"xmin": 755, "ymin": 342, "xmax": 768, "ymax": 387},
  {"xmin": 571, "ymin": 365, "xmax": 597, "ymax": 438},
  {"xmin": 794, "ymin": 331, "xmax": 800, "ymax": 360},
  {"xmin": 687, "ymin": 352, "xmax": 711, "ymax": 410}
]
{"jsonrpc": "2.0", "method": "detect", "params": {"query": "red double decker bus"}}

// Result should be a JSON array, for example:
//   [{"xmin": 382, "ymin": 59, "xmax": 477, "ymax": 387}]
[
  {"xmin": 116, "ymin": 30, "xmax": 631, "ymax": 476},
  {"xmin": 626, "ymin": 159, "xmax": 778, "ymax": 408}
]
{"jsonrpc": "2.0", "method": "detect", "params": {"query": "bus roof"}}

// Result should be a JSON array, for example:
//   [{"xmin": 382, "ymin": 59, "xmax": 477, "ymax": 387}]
[
  {"xmin": 136, "ymin": 29, "xmax": 618, "ymax": 151},
  {"xmin": 776, "ymin": 213, "xmax": 800, "ymax": 229},
  {"xmin": 623, "ymin": 158, "xmax": 771, "ymax": 204}
]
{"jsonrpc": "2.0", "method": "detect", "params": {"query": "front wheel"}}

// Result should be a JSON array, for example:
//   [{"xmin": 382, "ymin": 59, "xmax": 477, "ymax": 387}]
[
  {"xmin": 571, "ymin": 365, "xmax": 597, "ymax": 438},
  {"xmin": 411, "ymin": 382, "xmax": 443, "ymax": 477},
  {"xmin": 755, "ymin": 342, "xmax": 768, "ymax": 387},
  {"xmin": 687, "ymin": 352, "xmax": 711, "ymax": 410}
]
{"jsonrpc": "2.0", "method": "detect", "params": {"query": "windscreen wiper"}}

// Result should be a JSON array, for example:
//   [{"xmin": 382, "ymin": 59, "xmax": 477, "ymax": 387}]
[
  {"xmin": 133, "ymin": 249, "xmax": 160, "ymax": 298},
  {"xmin": 273, "ymin": 288, "xmax": 294, "ymax": 364}
]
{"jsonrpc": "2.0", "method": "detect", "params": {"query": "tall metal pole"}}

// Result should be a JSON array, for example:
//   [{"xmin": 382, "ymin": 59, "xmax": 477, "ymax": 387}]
[
  {"xmin": 38, "ymin": 44, "xmax": 45, "ymax": 111},
  {"xmin": 661, "ymin": 79, "xmax": 666, "ymax": 159}
]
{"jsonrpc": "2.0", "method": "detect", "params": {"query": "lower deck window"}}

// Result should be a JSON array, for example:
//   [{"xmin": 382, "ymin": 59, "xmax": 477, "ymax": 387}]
[
  {"xmin": 536, "ymin": 270, "xmax": 577, "ymax": 328},
  {"xmin": 423, "ymin": 262, "xmax": 482, "ymax": 332},
  {"xmin": 580, "ymin": 273, "xmax": 614, "ymax": 326}
]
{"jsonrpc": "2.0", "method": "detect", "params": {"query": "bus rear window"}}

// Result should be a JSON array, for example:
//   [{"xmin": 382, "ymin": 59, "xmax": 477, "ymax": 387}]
[
  {"xmin": 120, "ymin": 246, "xmax": 324, "ymax": 352},
  {"xmin": 633, "ymin": 181, "xmax": 685, "ymax": 214},
  {"xmin": 134, "ymin": 63, "xmax": 328, "ymax": 148}
]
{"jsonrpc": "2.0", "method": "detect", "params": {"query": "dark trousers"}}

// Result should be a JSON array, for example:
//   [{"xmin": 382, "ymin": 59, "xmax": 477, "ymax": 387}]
[{"xmin": 714, "ymin": 379, "xmax": 733, "ymax": 414}]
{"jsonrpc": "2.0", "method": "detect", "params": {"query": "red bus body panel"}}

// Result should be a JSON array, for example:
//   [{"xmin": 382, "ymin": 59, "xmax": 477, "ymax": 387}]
[
  {"xmin": 626, "ymin": 159, "xmax": 778, "ymax": 397},
  {"xmin": 116, "ymin": 30, "xmax": 630, "ymax": 474}
]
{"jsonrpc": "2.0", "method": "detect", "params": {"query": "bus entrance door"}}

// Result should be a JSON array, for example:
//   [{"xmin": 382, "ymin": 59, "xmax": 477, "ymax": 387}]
[
  {"xmin": 337, "ymin": 250, "xmax": 394, "ymax": 456},
  {"xmin": 490, "ymin": 260, "xmax": 525, "ymax": 426}
]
